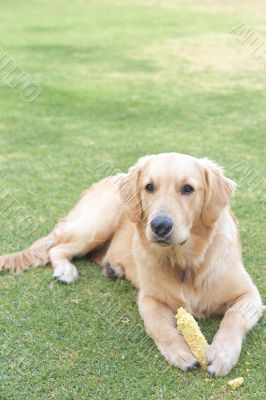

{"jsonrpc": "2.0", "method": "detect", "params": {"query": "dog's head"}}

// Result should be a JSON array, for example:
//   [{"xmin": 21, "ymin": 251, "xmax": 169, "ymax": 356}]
[{"xmin": 119, "ymin": 153, "xmax": 236, "ymax": 247}]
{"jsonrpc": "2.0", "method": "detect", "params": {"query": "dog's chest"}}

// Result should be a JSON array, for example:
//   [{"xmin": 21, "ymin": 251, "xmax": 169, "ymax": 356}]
[
  {"xmin": 178, "ymin": 281, "xmax": 205, "ymax": 317},
  {"xmin": 175, "ymin": 270, "xmax": 202, "ymax": 314},
  {"xmin": 174, "ymin": 275, "xmax": 226, "ymax": 318},
  {"xmin": 158, "ymin": 264, "xmax": 216, "ymax": 318}
]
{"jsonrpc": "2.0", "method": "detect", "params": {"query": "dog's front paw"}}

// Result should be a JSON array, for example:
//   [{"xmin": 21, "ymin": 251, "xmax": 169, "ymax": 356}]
[
  {"xmin": 158, "ymin": 341, "xmax": 199, "ymax": 372},
  {"xmin": 207, "ymin": 340, "xmax": 241, "ymax": 377}
]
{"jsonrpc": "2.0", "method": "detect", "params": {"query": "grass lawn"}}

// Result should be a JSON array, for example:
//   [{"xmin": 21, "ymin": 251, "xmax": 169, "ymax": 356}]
[{"xmin": 0, "ymin": 0, "xmax": 265, "ymax": 399}]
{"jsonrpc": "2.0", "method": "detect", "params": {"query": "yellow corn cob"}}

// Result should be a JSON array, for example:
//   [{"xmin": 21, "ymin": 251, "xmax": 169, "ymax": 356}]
[
  {"xmin": 227, "ymin": 377, "xmax": 244, "ymax": 390},
  {"xmin": 175, "ymin": 307, "xmax": 208, "ymax": 369}
]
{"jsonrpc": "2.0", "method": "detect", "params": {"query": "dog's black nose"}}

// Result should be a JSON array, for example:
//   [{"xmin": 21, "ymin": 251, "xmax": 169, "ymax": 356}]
[{"xmin": 150, "ymin": 215, "xmax": 174, "ymax": 238}]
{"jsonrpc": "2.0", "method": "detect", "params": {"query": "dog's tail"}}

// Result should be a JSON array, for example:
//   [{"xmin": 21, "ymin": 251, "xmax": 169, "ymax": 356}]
[{"xmin": 0, "ymin": 232, "xmax": 56, "ymax": 273}]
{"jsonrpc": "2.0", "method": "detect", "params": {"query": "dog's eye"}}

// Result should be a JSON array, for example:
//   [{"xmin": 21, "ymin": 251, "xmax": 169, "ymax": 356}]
[
  {"xmin": 181, "ymin": 184, "xmax": 194, "ymax": 195},
  {"xmin": 145, "ymin": 183, "xmax": 154, "ymax": 193}
]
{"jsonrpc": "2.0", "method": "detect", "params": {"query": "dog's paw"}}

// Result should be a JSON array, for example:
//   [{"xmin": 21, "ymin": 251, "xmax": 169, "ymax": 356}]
[
  {"xmin": 207, "ymin": 341, "xmax": 240, "ymax": 377},
  {"xmin": 53, "ymin": 262, "xmax": 79, "ymax": 284},
  {"xmin": 158, "ymin": 342, "xmax": 199, "ymax": 372},
  {"xmin": 103, "ymin": 262, "xmax": 125, "ymax": 280}
]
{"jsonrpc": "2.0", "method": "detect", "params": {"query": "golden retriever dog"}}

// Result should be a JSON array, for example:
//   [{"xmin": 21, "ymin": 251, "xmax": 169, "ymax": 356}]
[{"xmin": 0, "ymin": 153, "xmax": 263, "ymax": 376}]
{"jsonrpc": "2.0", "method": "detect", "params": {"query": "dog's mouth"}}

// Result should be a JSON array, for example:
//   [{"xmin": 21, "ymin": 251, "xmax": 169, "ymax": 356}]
[
  {"xmin": 153, "ymin": 238, "xmax": 172, "ymax": 247},
  {"xmin": 151, "ymin": 235, "xmax": 187, "ymax": 247}
]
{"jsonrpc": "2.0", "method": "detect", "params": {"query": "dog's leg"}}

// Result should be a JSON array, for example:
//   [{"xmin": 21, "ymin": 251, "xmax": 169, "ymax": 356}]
[
  {"xmin": 48, "ymin": 176, "xmax": 124, "ymax": 283},
  {"xmin": 49, "ymin": 242, "xmax": 87, "ymax": 284},
  {"xmin": 207, "ymin": 290, "xmax": 263, "ymax": 376},
  {"xmin": 138, "ymin": 293, "xmax": 199, "ymax": 371}
]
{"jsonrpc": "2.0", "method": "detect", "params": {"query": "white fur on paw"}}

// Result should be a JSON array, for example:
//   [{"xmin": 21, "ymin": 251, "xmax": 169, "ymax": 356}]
[
  {"xmin": 207, "ymin": 343, "xmax": 240, "ymax": 377},
  {"xmin": 159, "ymin": 343, "xmax": 199, "ymax": 371},
  {"xmin": 53, "ymin": 262, "xmax": 79, "ymax": 284}
]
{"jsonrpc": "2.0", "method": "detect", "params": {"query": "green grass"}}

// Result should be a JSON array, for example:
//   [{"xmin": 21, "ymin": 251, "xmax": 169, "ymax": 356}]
[{"xmin": 0, "ymin": 0, "xmax": 265, "ymax": 399}]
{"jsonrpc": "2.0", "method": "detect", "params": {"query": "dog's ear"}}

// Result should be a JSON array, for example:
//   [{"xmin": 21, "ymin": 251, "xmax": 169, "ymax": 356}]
[
  {"xmin": 200, "ymin": 159, "xmax": 236, "ymax": 226},
  {"xmin": 119, "ymin": 156, "xmax": 151, "ymax": 223}
]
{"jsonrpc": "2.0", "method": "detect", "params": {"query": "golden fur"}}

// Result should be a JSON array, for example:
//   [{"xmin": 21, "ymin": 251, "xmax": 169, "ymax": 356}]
[{"xmin": 0, "ymin": 153, "xmax": 263, "ymax": 376}]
